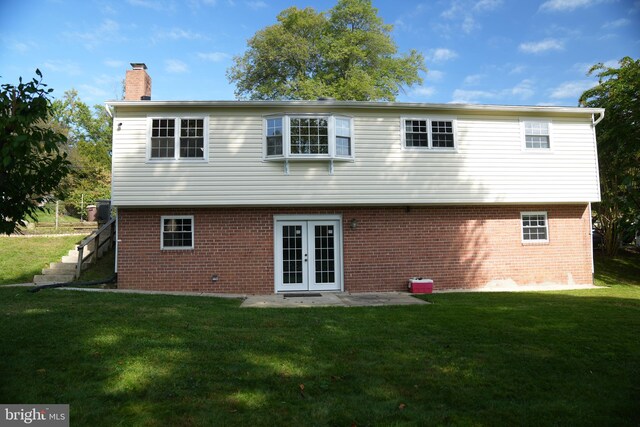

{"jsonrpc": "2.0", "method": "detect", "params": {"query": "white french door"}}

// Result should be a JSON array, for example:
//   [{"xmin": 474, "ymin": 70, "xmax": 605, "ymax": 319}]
[{"xmin": 274, "ymin": 216, "xmax": 342, "ymax": 292}]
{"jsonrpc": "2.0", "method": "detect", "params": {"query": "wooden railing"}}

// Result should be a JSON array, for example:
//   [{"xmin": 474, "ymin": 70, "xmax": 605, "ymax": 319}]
[{"xmin": 75, "ymin": 217, "xmax": 116, "ymax": 279}]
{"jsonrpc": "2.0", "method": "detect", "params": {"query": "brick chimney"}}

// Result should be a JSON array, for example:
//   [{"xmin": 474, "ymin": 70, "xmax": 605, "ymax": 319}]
[{"xmin": 124, "ymin": 63, "xmax": 151, "ymax": 101}]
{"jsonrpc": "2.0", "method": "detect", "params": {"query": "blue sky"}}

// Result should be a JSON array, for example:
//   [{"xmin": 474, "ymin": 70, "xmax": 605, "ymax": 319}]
[{"xmin": 1, "ymin": 0, "xmax": 638, "ymax": 106}]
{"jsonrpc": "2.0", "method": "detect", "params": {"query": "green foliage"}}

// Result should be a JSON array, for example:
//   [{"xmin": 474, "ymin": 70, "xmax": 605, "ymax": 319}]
[
  {"xmin": 51, "ymin": 90, "xmax": 112, "ymax": 214},
  {"xmin": 227, "ymin": 0, "xmax": 425, "ymax": 101},
  {"xmin": 580, "ymin": 57, "xmax": 640, "ymax": 256},
  {"xmin": 0, "ymin": 70, "xmax": 71, "ymax": 235}
]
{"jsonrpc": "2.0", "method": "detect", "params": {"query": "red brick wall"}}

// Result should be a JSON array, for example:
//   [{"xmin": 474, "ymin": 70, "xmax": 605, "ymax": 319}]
[
  {"xmin": 116, "ymin": 204, "xmax": 592, "ymax": 293},
  {"xmin": 124, "ymin": 68, "xmax": 151, "ymax": 101}
]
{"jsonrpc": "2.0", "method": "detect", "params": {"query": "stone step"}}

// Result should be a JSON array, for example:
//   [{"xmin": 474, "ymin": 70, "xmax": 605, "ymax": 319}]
[{"xmin": 33, "ymin": 274, "xmax": 74, "ymax": 284}]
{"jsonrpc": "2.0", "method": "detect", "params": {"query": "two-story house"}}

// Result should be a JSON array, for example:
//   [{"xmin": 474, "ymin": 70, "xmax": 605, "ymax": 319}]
[{"xmin": 105, "ymin": 63, "xmax": 603, "ymax": 294}]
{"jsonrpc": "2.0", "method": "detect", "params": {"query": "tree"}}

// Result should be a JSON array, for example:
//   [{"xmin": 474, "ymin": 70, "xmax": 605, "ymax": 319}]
[
  {"xmin": 579, "ymin": 57, "xmax": 640, "ymax": 256},
  {"xmin": 0, "ymin": 70, "xmax": 70, "ymax": 235},
  {"xmin": 50, "ymin": 90, "xmax": 112, "ymax": 215},
  {"xmin": 227, "ymin": 0, "xmax": 425, "ymax": 101}
]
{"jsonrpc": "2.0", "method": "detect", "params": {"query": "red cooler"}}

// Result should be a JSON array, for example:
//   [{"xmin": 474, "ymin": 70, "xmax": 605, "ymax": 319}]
[{"xmin": 408, "ymin": 278, "xmax": 433, "ymax": 294}]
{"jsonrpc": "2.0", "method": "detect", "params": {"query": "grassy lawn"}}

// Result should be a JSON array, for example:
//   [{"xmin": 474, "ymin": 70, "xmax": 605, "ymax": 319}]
[
  {"xmin": 0, "ymin": 236, "xmax": 82, "ymax": 284},
  {"xmin": 0, "ymin": 252, "xmax": 638, "ymax": 425}
]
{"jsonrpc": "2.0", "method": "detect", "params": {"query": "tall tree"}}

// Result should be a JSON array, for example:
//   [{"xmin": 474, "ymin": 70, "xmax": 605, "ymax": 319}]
[
  {"xmin": 579, "ymin": 57, "xmax": 640, "ymax": 255},
  {"xmin": 227, "ymin": 0, "xmax": 425, "ymax": 101},
  {"xmin": 51, "ymin": 90, "xmax": 112, "ymax": 215},
  {"xmin": 0, "ymin": 70, "xmax": 70, "ymax": 235}
]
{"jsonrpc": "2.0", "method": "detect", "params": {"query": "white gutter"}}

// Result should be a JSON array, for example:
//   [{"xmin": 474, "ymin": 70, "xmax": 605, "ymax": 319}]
[
  {"xmin": 104, "ymin": 99, "xmax": 605, "ymax": 116},
  {"xmin": 592, "ymin": 110, "xmax": 605, "ymax": 126}
]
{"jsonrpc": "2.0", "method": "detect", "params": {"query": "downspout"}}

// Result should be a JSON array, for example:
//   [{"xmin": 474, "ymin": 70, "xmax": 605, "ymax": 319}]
[
  {"xmin": 590, "ymin": 110, "xmax": 604, "ymax": 283},
  {"xmin": 589, "ymin": 202, "xmax": 594, "ymax": 278}
]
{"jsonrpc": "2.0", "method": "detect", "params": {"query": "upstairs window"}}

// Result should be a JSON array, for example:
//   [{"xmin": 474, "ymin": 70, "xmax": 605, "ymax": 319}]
[
  {"xmin": 149, "ymin": 117, "xmax": 208, "ymax": 160},
  {"xmin": 290, "ymin": 117, "xmax": 329, "ymax": 154},
  {"xmin": 521, "ymin": 212, "xmax": 548, "ymax": 243},
  {"xmin": 523, "ymin": 120, "xmax": 551, "ymax": 149},
  {"xmin": 266, "ymin": 117, "xmax": 283, "ymax": 156},
  {"xmin": 402, "ymin": 117, "xmax": 456, "ymax": 150},
  {"xmin": 264, "ymin": 115, "xmax": 353, "ymax": 160}
]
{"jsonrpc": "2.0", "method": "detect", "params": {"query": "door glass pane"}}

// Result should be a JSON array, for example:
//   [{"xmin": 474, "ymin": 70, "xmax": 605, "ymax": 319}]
[
  {"xmin": 314, "ymin": 225, "xmax": 335, "ymax": 283},
  {"xmin": 282, "ymin": 225, "xmax": 303, "ymax": 284}
]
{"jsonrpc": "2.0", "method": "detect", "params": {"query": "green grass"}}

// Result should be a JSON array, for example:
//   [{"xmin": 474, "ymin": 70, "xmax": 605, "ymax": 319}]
[
  {"xmin": 75, "ymin": 249, "xmax": 115, "ymax": 283},
  {"xmin": 0, "ymin": 252, "xmax": 638, "ymax": 426},
  {"xmin": 0, "ymin": 236, "xmax": 82, "ymax": 284}
]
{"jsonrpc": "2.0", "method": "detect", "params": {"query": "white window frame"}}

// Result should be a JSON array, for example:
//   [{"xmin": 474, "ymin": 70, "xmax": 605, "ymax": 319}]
[
  {"xmin": 147, "ymin": 115, "xmax": 209, "ymax": 162},
  {"xmin": 263, "ymin": 114, "xmax": 355, "ymax": 161},
  {"xmin": 521, "ymin": 119, "xmax": 552, "ymax": 151},
  {"xmin": 161, "ymin": 215, "xmax": 195, "ymax": 250},
  {"xmin": 521, "ymin": 211, "xmax": 549, "ymax": 244},
  {"xmin": 401, "ymin": 116, "xmax": 457, "ymax": 151}
]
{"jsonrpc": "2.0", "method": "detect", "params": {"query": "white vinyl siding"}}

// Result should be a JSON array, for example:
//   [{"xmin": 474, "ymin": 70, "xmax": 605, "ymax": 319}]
[{"xmin": 111, "ymin": 108, "xmax": 600, "ymax": 207}]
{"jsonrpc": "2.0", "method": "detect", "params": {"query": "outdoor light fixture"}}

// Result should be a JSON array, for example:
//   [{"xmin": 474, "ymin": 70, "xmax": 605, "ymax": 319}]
[
  {"xmin": 117, "ymin": 122, "xmax": 122, "ymax": 131},
  {"xmin": 350, "ymin": 218, "xmax": 358, "ymax": 230}
]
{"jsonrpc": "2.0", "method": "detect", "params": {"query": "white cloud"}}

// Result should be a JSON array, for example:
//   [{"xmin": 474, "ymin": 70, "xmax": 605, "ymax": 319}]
[
  {"xmin": 451, "ymin": 79, "xmax": 537, "ymax": 104},
  {"xmin": 104, "ymin": 59, "xmax": 125, "ymax": 68},
  {"xmin": 549, "ymin": 80, "xmax": 594, "ymax": 99},
  {"xmin": 519, "ymin": 38, "xmax": 564, "ymax": 54},
  {"xmin": 246, "ymin": 0, "xmax": 267, "ymax": 9},
  {"xmin": 463, "ymin": 74, "xmax": 485, "ymax": 86},
  {"xmin": 473, "ymin": 0, "xmax": 503, "ymax": 11},
  {"xmin": 602, "ymin": 18, "xmax": 630, "ymax": 29},
  {"xmin": 165, "ymin": 59, "xmax": 188, "ymax": 73},
  {"xmin": 427, "ymin": 48, "xmax": 458, "ymax": 63},
  {"xmin": 539, "ymin": 0, "xmax": 603, "ymax": 12},
  {"xmin": 8, "ymin": 41, "xmax": 31, "ymax": 53},
  {"xmin": 425, "ymin": 70, "xmax": 445, "ymax": 82},
  {"xmin": 439, "ymin": 0, "xmax": 502, "ymax": 35},
  {"xmin": 411, "ymin": 86, "xmax": 436, "ymax": 98},
  {"xmin": 155, "ymin": 28, "xmax": 207, "ymax": 41},
  {"xmin": 509, "ymin": 79, "xmax": 535, "ymax": 99},
  {"xmin": 451, "ymin": 89, "xmax": 497, "ymax": 103},
  {"xmin": 461, "ymin": 16, "xmax": 478, "ymax": 33},
  {"xmin": 43, "ymin": 60, "xmax": 83, "ymax": 76},
  {"xmin": 65, "ymin": 19, "xmax": 123, "ymax": 50},
  {"xmin": 127, "ymin": 0, "xmax": 175, "ymax": 12},
  {"xmin": 197, "ymin": 52, "xmax": 231, "ymax": 62},
  {"xmin": 508, "ymin": 65, "xmax": 526, "ymax": 74},
  {"xmin": 78, "ymin": 84, "xmax": 109, "ymax": 99}
]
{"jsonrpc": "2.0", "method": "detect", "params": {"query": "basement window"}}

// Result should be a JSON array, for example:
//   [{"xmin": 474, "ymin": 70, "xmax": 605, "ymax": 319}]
[
  {"xmin": 161, "ymin": 216, "xmax": 194, "ymax": 250},
  {"xmin": 149, "ymin": 117, "xmax": 208, "ymax": 161},
  {"xmin": 521, "ymin": 212, "xmax": 548, "ymax": 243}
]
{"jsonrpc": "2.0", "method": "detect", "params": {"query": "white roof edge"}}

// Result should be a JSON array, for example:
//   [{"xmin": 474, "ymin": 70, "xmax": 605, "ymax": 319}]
[{"xmin": 104, "ymin": 99, "xmax": 604, "ymax": 115}]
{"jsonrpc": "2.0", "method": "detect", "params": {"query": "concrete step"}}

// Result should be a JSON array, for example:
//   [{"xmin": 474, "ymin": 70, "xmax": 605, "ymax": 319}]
[
  {"xmin": 61, "ymin": 255, "xmax": 77, "ymax": 264},
  {"xmin": 46, "ymin": 262, "xmax": 77, "ymax": 272},
  {"xmin": 33, "ymin": 274, "xmax": 74, "ymax": 284}
]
